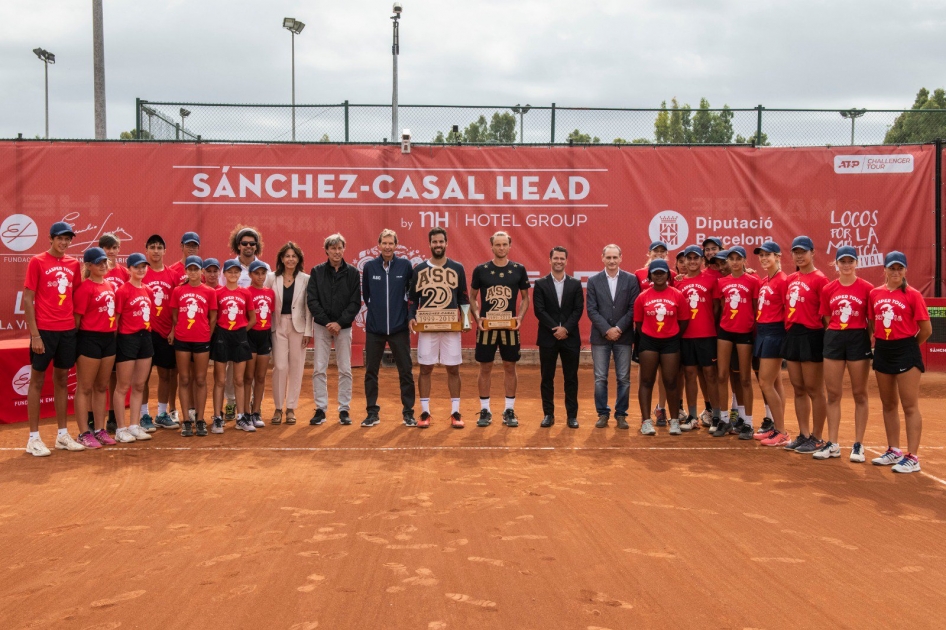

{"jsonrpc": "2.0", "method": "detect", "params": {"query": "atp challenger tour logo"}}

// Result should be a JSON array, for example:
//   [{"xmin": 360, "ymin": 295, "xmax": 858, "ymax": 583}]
[
  {"xmin": 416, "ymin": 266, "xmax": 459, "ymax": 310},
  {"xmin": 648, "ymin": 211, "xmax": 689, "ymax": 250},
  {"xmin": 485, "ymin": 285, "xmax": 512, "ymax": 312}
]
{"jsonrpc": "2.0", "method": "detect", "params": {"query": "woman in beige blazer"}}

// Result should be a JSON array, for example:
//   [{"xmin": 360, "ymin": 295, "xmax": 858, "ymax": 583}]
[{"xmin": 265, "ymin": 242, "xmax": 312, "ymax": 424}]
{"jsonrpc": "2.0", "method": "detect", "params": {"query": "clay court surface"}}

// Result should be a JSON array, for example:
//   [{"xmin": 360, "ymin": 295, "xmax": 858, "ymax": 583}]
[{"xmin": 2, "ymin": 364, "xmax": 945, "ymax": 630}]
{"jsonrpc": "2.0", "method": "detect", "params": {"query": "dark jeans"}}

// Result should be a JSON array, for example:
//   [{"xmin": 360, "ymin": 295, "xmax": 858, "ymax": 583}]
[
  {"xmin": 592, "ymin": 343, "xmax": 631, "ymax": 417},
  {"xmin": 364, "ymin": 330, "xmax": 415, "ymax": 416},
  {"xmin": 539, "ymin": 341, "xmax": 580, "ymax": 419}
]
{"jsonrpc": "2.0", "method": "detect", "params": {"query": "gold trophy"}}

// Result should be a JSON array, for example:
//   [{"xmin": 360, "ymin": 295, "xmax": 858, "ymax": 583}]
[
  {"xmin": 415, "ymin": 306, "xmax": 464, "ymax": 332},
  {"xmin": 413, "ymin": 264, "xmax": 467, "ymax": 332},
  {"xmin": 481, "ymin": 285, "xmax": 518, "ymax": 329}
]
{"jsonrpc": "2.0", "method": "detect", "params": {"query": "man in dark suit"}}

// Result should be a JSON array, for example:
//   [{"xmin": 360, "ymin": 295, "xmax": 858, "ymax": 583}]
[
  {"xmin": 586, "ymin": 244, "xmax": 640, "ymax": 429},
  {"xmin": 533, "ymin": 246, "xmax": 584, "ymax": 428}
]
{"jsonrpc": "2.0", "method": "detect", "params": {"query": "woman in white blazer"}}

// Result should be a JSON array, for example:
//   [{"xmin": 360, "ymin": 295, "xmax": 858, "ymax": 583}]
[{"xmin": 265, "ymin": 242, "xmax": 312, "ymax": 424}]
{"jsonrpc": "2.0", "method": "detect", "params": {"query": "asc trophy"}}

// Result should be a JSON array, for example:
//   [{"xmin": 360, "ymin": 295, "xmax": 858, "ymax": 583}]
[{"xmin": 414, "ymin": 304, "xmax": 472, "ymax": 332}]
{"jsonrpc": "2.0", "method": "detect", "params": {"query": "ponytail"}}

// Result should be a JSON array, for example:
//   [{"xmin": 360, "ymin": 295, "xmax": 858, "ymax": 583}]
[{"xmin": 901, "ymin": 277, "xmax": 908, "ymax": 293}]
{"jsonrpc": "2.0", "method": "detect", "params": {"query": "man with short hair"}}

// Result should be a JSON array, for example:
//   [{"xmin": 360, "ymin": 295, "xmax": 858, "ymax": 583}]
[
  {"xmin": 362, "ymin": 229, "xmax": 416, "ymax": 427},
  {"xmin": 470, "ymin": 231, "xmax": 531, "ymax": 428},
  {"xmin": 307, "ymin": 233, "xmax": 361, "ymax": 426},
  {"xmin": 23, "ymin": 221, "xmax": 85, "ymax": 456},
  {"xmin": 141, "ymin": 234, "xmax": 179, "ymax": 431},
  {"xmin": 532, "ymin": 246, "xmax": 584, "ymax": 428},
  {"xmin": 586, "ymin": 244, "xmax": 640, "ymax": 429},
  {"xmin": 408, "ymin": 227, "xmax": 469, "ymax": 429}
]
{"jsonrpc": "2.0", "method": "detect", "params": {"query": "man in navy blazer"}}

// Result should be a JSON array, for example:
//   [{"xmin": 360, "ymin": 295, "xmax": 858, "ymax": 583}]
[
  {"xmin": 586, "ymin": 244, "xmax": 640, "ymax": 429},
  {"xmin": 532, "ymin": 246, "xmax": 584, "ymax": 428}
]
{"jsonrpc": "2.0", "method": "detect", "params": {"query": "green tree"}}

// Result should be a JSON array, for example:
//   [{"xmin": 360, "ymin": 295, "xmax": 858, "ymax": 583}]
[
  {"xmin": 566, "ymin": 129, "xmax": 600, "ymax": 144},
  {"xmin": 735, "ymin": 132, "xmax": 770, "ymax": 146},
  {"xmin": 708, "ymin": 105, "xmax": 734, "ymax": 143},
  {"xmin": 319, "ymin": 133, "xmax": 330, "ymax": 142},
  {"xmin": 120, "ymin": 129, "xmax": 152, "ymax": 139},
  {"xmin": 463, "ymin": 116, "xmax": 490, "ymax": 143},
  {"xmin": 631, "ymin": 138, "xmax": 651, "ymax": 144},
  {"xmin": 613, "ymin": 137, "xmax": 628, "ymax": 144},
  {"xmin": 884, "ymin": 88, "xmax": 946, "ymax": 143},
  {"xmin": 488, "ymin": 112, "xmax": 517, "ymax": 143},
  {"xmin": 654, "ymin": 101, "xmax": 670, "ymax": 143}
]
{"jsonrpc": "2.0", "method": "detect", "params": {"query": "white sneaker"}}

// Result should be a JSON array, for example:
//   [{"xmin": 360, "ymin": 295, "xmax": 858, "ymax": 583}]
[
  {"xmin": 128, "ymin": 425, "xmax": 152, "ymax": 441},
  {"xmin": 892, "ymin": 455, "xmax": 921, "ymax": 473},
  {"xmin": 812, "ymin": 441, "xmax": 841, "ymax": 459},
  {"xmin": 26, "ymin": 437, "xmax": 51, "ymax": 457},
  {"xmin": 115, "ymin": 429, "xmax": 137, "ymax": 443},
  {"xmin": 871, "ymin": 448, "xmax": 903, "ymax": 466},
  {"xmin": 668, "ymin": 418, "xmax": 681, "ymax": 435},
  {"xmin": 55, "ymin": 433, "xmax": 86, "ymax": 451},
  {"xmin": 640, "ymin": 419, "xmax": 656, "ymax": 436},
  {"xmin": 699, "ymin": 409, "xmax": 713, "ymax": 427},
  {"xmin": 849, "ymin": 443, "xmax": 866, "ymax": 463},
  {"xmin": 170, "ymin": 410, "xmax": 180, "ymax": 423}
]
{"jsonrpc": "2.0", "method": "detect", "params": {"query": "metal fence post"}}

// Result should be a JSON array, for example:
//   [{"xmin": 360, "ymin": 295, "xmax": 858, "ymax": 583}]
[
  {"xmin": 135, "ymin": 98, "xmax": 141, "ymax": 139},
  {"xmin": 552, "ymin": 103, "xmax": 555, "ymax": 144},
  {"xmin": 344, "ymin": 100, "xmax": 349, "ymax": 142},
  {"xmin": 756, "ymin": 104, "xmax": 763, "ymax": 145},
  {"xmin": 936, "ymin": 137, "xmax": 943, "ymax": 297}
]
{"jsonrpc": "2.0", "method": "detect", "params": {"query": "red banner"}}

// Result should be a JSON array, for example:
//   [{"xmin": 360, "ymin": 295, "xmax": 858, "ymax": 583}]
[{"xmin": 0, "ymin": 142, "xmax": 936, "ymax": 351}]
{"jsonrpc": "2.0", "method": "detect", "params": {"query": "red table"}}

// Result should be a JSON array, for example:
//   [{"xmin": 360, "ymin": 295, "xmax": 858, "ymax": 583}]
[{"xmin": 0, "ymin": 339, "xmax": 76, "ymax": 424}]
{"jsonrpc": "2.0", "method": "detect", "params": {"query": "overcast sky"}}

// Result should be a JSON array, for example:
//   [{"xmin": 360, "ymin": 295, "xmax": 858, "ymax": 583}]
[{"xmin": 2, "ymin": 0, "xmax": 944, "ymax": 142}]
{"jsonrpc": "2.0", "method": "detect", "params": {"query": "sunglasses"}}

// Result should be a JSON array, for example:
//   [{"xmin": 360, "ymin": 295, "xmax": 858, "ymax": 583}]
[{"xmin": 240, "ymin": 241, "xmax": 257, "ymax": 247}]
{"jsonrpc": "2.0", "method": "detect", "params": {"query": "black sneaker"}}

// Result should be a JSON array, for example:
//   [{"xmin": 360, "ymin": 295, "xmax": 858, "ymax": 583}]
[
  {"xmin": 106, "ymin": 410, "xmax": 117, "ymax": 435},
  {"xmin": 310, "ymin": 409, "xmax": 326, "ymax": 426},
  {"xmin": 738, "ymin": 424, "xmax": 754, "ymax": 440},
  {"xmin": 712, "ymin": 421, "xmax": 732, "ymax": 437},
  {"xmin": 795, "ymin": 437, "xmax": 824, "ymax": 454},
  {"xmin": 402, "ymin": 414, "xmax": 417, "ymax": 427},
  {"xmin": 502, "ymin": 409, "xmax": 518, "ymax": 427},
  {"xmin": 181, "ymin": 420, "xmax": 195, "ymax": 437},
  {"xmin": 339, "ymin": 411, "xmax": 352, "ymax": 426},
  {"xmin": 758, "ymin": 417, "xmax": 774, "ymax": 434},
  {"xmin": 195, "ymin": 420, "xmax": 208, "ymax": 437},
  {"xmin": 784, "ymin": 434, "xmax": 808, "ymax": 451},
  {"xmin": 211, "ymin": 416, "xmax": 225, "ymax": 434},
  {"xmin": 362, "ymin": 414, "xmax": 380, "ymax": 427},
  {"xmin": 477, "ymin": 409, "xmax": 492, "ymax": 427},
  {"xmin": 730, "ymin": 417, "xmax": 746, "ymax": 435},
  {"xmin": 709, "ymin": 417, "xmax": 720, "ymax": 433}
]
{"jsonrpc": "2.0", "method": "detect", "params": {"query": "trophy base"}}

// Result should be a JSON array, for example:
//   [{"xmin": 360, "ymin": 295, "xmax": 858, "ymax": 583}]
[
  {"xmin": 414, "ymin": 322, "xmax": 464, "ymax": 333},
  {"xmin": 483, "ymin": 319, "xmax": 519, "ymax": 330}
]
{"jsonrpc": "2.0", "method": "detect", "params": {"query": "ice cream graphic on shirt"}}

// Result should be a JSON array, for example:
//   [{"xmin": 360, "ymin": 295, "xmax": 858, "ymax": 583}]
[
  {"xmin": 153, "ymin": 286, "xmax": 166, "ymax": 316},
  {"xmin": 838, "ymin": 300, "xmax": 852, "ymax": 330},
  {"xmin": 788, "ymin": 286, "xmax": 800, "ymax": 319},
  {"xmin": 142, "ymin": 302, "xmax": 151, "ymax": 330},
  {"xmin": 106, "ymin": 295, "xmax": 116, "ymax": 328},
  {"xmin": 226, "ymin": 302, "xmax": 239, "ymax": 330},
  {"xmin": 880, "ymin": 304, "xmax": 895, "ymax": 339},
  {"xmin": 257, "ymin": 299, "xmax": 270, "ymax": 328},
  {"xmin": 686, "ymin": 288, "xmax": 700, "ymax": 319},
  {"xmin": 727, "ymin": 288, "xmax": 741, "ymax": 319},
  {"xmin": 56, "ymin": 272, "xmax": 69, "ymax": 305},
  {"xmin": 185, "ymin": 298, "xmax": 199, "ymax": 329},
  {"xmin": 654, "ymin": 303, "xmax": 667, "ymax": 332}
]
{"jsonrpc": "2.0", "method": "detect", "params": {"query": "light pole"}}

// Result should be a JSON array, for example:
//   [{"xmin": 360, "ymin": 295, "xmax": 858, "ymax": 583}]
[
  {"xmin": 33, "ymin": 48, "xmax": 55, "ymax": 139},
  {"xmin": 141, "ymin": 105, "xmax": 156, "ymax": 139},
  {"xmin": 92, "ymin": 0, "xmax": 106, "ymax": 139},
  {"xmin": 840, "ymin": 108, "xmax": 866, "ymax": 145},
  {"xmin": 283, "ymin": 17, "xmax": 305, "ymax": 142},
  {"xmin": 391, "ymin": 3, "xmax": 402, "ymax": 143},
  {"xmin": 180, "ymin": 108, "xmax": 191, "ymax": 140},
  {"xmin": 511, "ymin": 104, "xmax": 531, "ymax": 143}
]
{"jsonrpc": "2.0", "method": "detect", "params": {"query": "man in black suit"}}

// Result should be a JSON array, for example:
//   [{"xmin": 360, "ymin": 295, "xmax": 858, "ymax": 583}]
[
  {"xmin": 533, "ymin": 246, "xmax": 584, "ymax": 428},
  {"xmin": 586, "ymin": 244, "xmax": 640, "ymax": 430}
]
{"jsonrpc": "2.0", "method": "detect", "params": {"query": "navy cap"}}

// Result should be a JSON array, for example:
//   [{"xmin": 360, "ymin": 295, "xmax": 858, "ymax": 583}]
[
  {"xmin": 702, "ymin": 237, "xmax": 723, "ymax": 249},
  {"xmin": 753, "ymin": 241, "xmax": 781, "ymax": 255},
  {"xmin": 884, "ymin": 251, "xmax": 908, "ymax": 268},
  {"xmin": 649, "ymin": 241, "xmax": 668, "ymax": 251},
  {"xmin": 83, "ymin": 247, "xmax": 107, "ymax": 264},
  {"xmin": 223, "ymin": 258, "xmax": 242, "ymax": 272},
  {"xmin": 727, "ymin": 246, "xmax": 747, "ymax": 259},
  {"xmin": 50, "ymin": 221, "xmax": 75, "ymax": 237},
  {"xmin": 146, "ymin": 234, "xmax": 166, "ymax": 247},
  {"xmin": 675, "ymin": 250, "xmax": 686, "ymax": 259},
  {"xmin": 714, "ymin": 249, "xmax": 730, "ymax": 261},
  {"xmin": 648, "ymin": 259, "xmax": 671, "ymax": 274},
  {"xmin": 202, "ymin": 257, "xmax": 220, "ymax": 270},
  {"xmin": 791, "ymin": 236, "xmax": 815, "ymax": 252},
  {"xmin": 248, "ymin": 260, "xmax": 268, "ymax": 274},
  {"xmin": 181, "ymin": 231, "xmax": 200, "ymax": 245},
  {"xmin": 683, "ymin": 245, "xmax": 704, "ymax": 257},
  {"xmin": 835, "ymin": 246, "xmax": 858, "ymax": 261},
  {"xmin": 185, "ymin": 255, "xmax": 203, "ymax": 269},
  {"xmin": 126, "ymin": 252, "xmax": 147, "ymax": 268}
]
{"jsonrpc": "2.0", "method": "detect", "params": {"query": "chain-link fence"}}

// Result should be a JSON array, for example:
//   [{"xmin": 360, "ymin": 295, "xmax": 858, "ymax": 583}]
[{"xmin": 134, "ymin": 100, "xmax": 946, "ymax": 147}]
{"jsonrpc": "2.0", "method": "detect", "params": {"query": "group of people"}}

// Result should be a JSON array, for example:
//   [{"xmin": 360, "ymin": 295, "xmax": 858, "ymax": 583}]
[{"xmin": 22, "ymin": 222, "xmax": 930, "ymax": 474}]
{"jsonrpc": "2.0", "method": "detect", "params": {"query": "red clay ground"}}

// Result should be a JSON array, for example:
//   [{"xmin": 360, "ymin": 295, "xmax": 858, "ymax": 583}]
[{"xmin": 1, "ymin": 365, "xmax": 945, "ymax": 630}]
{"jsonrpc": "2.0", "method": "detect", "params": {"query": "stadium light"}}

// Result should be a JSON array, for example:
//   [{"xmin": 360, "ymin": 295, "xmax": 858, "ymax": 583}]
[
  {"xmin": 180, "ymin": 108, "xmax": 191, "ymax": 139},
  {"xmin": 391, "ymin": 4, "xmax": 402, "ymax": 143},
  {"xmin": 839, "ymin": 108, "xmax": 866, "ymax": 145},
  {"xmin": 511, "ymin": 104, "xmax": 532, "ymax": 144},
  {"xmin": 283, "ymin": 17, "xmax": 305, "ymax": 141},
  {"xmin": 33, "ymin": 47, "xmax": 55, "ymax": 139}
]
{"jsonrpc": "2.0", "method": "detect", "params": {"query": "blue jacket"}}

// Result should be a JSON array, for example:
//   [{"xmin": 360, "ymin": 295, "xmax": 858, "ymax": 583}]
[{"xmin": 362, "ymin": 255, "xmax": 413, "ymax": 335}]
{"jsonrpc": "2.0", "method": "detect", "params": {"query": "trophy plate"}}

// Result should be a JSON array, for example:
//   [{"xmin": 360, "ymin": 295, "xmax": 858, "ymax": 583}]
[
  {"xmin": 482, "ymin": 313, "xmax": 519, "ymax": 330},
  {"xmin": 415, "ymin": 308, "xmax": 464, "ymax": 332}
]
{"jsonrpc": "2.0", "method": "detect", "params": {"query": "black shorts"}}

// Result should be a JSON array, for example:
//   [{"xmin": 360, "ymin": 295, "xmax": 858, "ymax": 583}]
[
  {"xmin": 681, "ymin": 336, "xmax": 717, "ymax": 367},
  {"xmin": 475, "ymin": 329, "xmax": 521, "ymax": 363},
  {"xmin": 873, "ymin": 337, "xmax": 925, "ymax": 375},
  {"xmin": 77, "ymin": 330, "xmax": 117, "ymax": 359},
  {"xmin": 781, "ymin": 324, "xmax": 824, "ymax": 363},
  {"xmin": 116, "ymin": 330, "xmax": 155, "ymax": 363},
  {"xmin": 823, "ymin": 329, "xmax": 873, "ymax": 362},
  {"xmin": 637, "ymin": 332, "xmax": 681, "ymax": 355},
  {"xmin": 30, "ymin": 328, "xmax": 78, "ymax": 371},
  {"xmin": 174, "ymin": 339, "xmax": 211, "ymax": 354},
  {"xmin": 247, "ymin": 328, "xmax": 273, "ymax": 356},
  {"xmin": 717, "ymin": 328, "xmax": 754, "ymax": 345},
  {"xmin": 753, "ymin": 322, "xmax": 786, "ymax": 360},
  {"xmin": 210, "ymin": 327, "xmax": 252, "ymax": 363},
  {"xmin": 151, "ymin": 330, "xmax": 176, "ymax": 370}
]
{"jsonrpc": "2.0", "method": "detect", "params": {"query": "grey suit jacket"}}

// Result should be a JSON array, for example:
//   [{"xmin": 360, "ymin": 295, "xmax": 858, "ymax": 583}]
[{"xmin": 586, "ymin": 269, "xmax": 639, "ymax": 345}]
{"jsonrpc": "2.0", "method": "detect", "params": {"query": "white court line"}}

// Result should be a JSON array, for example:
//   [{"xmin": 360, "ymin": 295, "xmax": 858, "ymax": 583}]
[
  {"xmin": 1, "ymin": 445, "xmax": 942, "ymax": 453},
  {"xmin": 864, "ymin": 447, "xmax": 946, "ymax": 487}
]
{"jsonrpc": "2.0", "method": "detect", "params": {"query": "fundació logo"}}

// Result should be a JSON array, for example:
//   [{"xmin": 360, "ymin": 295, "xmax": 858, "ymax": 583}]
[
  {"xmin": 1, "ymin": 214, "xmax": 39, "ymax": 252},
  {"xmin": 13, "ymin": 364, "xmax": 31, "ymax": 396},
  {"xmin": 648, "ymin": 211, "xmax": 689, "ymax": 250}
]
